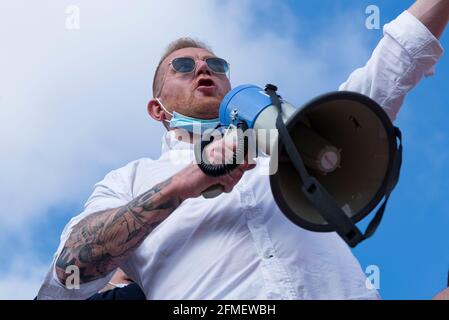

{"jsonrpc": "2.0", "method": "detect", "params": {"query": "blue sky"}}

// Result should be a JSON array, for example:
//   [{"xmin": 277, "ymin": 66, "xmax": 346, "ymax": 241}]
[
  {"xmin": 0, "ymin": 0, "xmax": 448, "ymax": 299},
  {"xmin": 287, "ymin": 0, "xmax": 449, "ymax": 299}
]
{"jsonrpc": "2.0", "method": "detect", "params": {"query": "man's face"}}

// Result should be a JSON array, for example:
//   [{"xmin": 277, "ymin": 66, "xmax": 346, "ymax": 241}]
[{"xmin": 157, "ymin": 47, "xmax": 231, "ymax": 120}]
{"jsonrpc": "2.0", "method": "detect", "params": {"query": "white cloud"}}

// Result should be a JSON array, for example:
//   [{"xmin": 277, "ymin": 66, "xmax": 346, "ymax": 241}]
[
  {"xmin": 0, "ymin": 0, "xmax": 371, "ymax": 299},
  {"xmin": 0, "ymin": 253, "xmax": 48, "ymax": 300}
]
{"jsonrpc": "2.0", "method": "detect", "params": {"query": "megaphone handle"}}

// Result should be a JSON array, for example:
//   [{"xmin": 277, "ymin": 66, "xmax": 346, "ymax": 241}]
[
  {"xmin": 194, "ymin": 122, "xmax": 248, "ymax": 200},
  {"xmin": 202, "ymin": 184, "xmax": 224, "ymax": 198}
]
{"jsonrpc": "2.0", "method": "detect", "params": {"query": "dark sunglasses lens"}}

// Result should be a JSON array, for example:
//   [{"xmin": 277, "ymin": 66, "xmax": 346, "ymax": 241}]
[
  {"xmin": 172, "ymin": 57, "xmax": 195, "ymax": 73},
  {"xmin": 206, "ymin": 58, "xmax": 229, "ymax": 73}
]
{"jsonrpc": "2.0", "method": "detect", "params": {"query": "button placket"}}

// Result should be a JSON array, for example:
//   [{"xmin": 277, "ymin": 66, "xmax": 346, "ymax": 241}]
[{"xmin": 239, "ymin": 181, "xmax": 297, "ymax": 300}]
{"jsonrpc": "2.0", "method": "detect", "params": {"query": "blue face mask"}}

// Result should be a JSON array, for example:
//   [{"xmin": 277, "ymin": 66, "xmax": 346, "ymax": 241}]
[{"xmin": 156, "ymin": 97, "xmax": 221, "ymax": 133}]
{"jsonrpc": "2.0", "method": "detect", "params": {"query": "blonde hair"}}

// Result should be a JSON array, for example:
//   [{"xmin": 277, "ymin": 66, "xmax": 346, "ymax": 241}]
[{"xmin": 152, "ymin": 37, "xmax": 212, "ymax": 97}]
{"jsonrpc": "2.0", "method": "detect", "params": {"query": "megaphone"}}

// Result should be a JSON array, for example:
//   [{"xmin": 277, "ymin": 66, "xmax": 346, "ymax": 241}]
[{"xmin": 195, "ymin": 84, "xmax": 402, "ymax": 247}]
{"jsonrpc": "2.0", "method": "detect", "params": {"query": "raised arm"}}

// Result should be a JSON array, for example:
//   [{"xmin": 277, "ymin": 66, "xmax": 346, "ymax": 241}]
[
  {"xmin": 408, "ymin": 0, "xmax": 449, "ymax": 39},
  {"xmin": 339, "ymin": 2, "xmax": 445, "ymax": 122}
]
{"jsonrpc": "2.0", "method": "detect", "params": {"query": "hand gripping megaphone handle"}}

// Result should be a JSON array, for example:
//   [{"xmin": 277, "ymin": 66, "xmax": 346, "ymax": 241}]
[{"xmin": 194, "ymin": 123, "xmax": 248, "ymax": 199}]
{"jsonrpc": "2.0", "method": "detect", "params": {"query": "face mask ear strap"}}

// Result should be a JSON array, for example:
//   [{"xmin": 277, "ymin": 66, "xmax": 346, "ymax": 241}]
[{"xmin": 155, "ymin": 97, "xmax": 173, "ymax": 120}]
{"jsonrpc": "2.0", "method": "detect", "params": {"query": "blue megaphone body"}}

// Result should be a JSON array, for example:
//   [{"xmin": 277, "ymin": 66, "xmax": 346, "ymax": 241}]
[{"xmin": 220, "ymin": 84, "xmax": 293, "ymax": 128}]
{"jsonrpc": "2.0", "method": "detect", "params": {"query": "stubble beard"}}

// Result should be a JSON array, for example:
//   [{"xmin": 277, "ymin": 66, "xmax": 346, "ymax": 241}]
[{"xmin": 184, "ymin": 92, "xmax": 223, "ymax": 119}]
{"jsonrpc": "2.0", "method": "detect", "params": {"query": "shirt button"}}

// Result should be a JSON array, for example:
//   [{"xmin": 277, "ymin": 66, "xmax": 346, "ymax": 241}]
[{"xmin": 264, "ymin": 251, "xmax": 274, "ymax": 259}]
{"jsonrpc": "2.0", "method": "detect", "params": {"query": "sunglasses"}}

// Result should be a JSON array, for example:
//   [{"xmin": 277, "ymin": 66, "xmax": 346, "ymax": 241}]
[{"xmin": 169, "ymin": 56, "xmax": 230, "ymax": 75}]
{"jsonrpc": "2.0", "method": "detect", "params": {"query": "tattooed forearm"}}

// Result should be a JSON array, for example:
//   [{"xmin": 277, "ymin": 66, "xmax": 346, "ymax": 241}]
[{"xmin": 55, "ymin": 177, "xmax": 179, "ymax": 284}]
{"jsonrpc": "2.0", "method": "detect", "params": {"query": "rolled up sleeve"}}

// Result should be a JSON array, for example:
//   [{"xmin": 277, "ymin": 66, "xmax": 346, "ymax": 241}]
[
  {"xmin": 339, "ymin": 10, "xmax": 444, "ymax": 122},
  {"xmin": 36, "ymin": 169, "xmax": 131, "ymax": 300}
]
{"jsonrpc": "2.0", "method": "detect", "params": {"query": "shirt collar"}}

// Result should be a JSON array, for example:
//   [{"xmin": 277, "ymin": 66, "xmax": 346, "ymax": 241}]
[{"xmin": 161, "ymin": 130, "xmax": 194, "ymax": 154}]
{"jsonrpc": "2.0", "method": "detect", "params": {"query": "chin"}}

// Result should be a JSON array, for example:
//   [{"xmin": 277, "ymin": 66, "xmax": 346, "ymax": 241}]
[{"xmin": 195, "ymin": 96, "xmax": 221, "ymax": 116}]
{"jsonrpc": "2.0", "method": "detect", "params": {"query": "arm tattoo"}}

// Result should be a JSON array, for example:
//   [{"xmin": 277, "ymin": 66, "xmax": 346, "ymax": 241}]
[{"xmin": 56, "ymin": 177, "xmax": 178, "ymax": 284}]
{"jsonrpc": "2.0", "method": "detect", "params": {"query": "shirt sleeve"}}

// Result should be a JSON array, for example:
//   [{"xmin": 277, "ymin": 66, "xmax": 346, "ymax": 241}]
[
  {"xmin": 36, "ymin": 168, "xmax": 133, "ymax": 300},
  {"xmin": 338, "ymin": 10, "xmax": 444, "ymax": 122}
]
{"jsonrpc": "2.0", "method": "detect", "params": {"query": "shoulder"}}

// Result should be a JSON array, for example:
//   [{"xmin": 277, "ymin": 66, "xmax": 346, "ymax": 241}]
[
  {"xmin": 101, "ymin": 157, "xmax": 156, "ymax": 185},
  {"xmin": 85, "ymin": 158, "xmax": 156, "ymax": 208}
]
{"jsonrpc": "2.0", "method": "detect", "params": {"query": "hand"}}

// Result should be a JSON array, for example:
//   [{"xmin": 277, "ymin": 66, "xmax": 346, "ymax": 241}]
[
  {"xmin": 433, "ymin": 287, "xmax": 449, "ymax": 300},
  {"xmin": 408, "ymin": 0, "xmax": 449, "ymax": 39},
  {"xmin": 98, "ymin": 268, "xmax": 133, "ymax": 293},
  {"xmin": 172, "ymin": 136, "xmax": 256, "ymax": 201}
]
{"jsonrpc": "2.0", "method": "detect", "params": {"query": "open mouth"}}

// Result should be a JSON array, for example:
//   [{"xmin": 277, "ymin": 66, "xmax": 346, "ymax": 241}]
[{"xmin": 197, "ymin": 78, "xmax": 215, "ymax": 88}]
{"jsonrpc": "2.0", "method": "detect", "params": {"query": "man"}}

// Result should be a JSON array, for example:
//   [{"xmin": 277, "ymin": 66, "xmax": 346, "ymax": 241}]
[
  {"xmin": 38, "ymin": 0, "xmax": 448, "ymax": 299},
  {"xmin": 434, "ymin": 288, "xmax": 449, "ymax": 300},
  {"xmin": 433, "ymin": 271, "xmax": 449, "ymax": 300},
  {"xmin": 87, "ymin": 268, "xmax": 146, "ymax": 300}
]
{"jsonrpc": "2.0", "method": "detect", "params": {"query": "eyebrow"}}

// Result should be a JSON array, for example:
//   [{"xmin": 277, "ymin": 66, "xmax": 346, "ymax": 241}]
[
  {"xmin": 171, "ymin": 54, "xmax": 218, "ymax": 62},
  {"xmin": 201, "ymin": 55, "xmax": 216, "ymax": 60}
]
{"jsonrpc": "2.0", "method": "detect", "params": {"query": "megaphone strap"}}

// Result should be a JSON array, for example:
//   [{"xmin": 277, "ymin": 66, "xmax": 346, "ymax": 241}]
[{"xmin": 362, "ymin": 127, "xmax": 402, "ymax": 240}]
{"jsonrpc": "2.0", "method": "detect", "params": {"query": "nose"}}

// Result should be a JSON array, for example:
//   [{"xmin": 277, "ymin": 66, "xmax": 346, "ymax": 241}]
[{"xmin": 195, "ymin": 59, "xmax": 212, "ymax": 77}]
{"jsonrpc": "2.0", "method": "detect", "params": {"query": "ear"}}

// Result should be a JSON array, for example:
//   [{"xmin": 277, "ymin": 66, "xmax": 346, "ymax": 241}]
[
  {"xmin": 147, "ymin": 98, "xmax": 165, "ymax": 121},
  {"xmin": 148, "ymin": 98, "xmax": 171, "ymax": 131}
]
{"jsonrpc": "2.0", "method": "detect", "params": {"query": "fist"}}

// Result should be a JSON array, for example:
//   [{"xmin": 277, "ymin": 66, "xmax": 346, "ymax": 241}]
[{"xmin": 173, "ymin": 136, "xmax": 255, "ymax": 200}]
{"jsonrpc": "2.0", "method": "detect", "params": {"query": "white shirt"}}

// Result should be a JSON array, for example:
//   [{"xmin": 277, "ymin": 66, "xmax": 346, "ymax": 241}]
[{"xmin": 38, "ymin": 11, "xmax": 443, "ymax": 300}]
